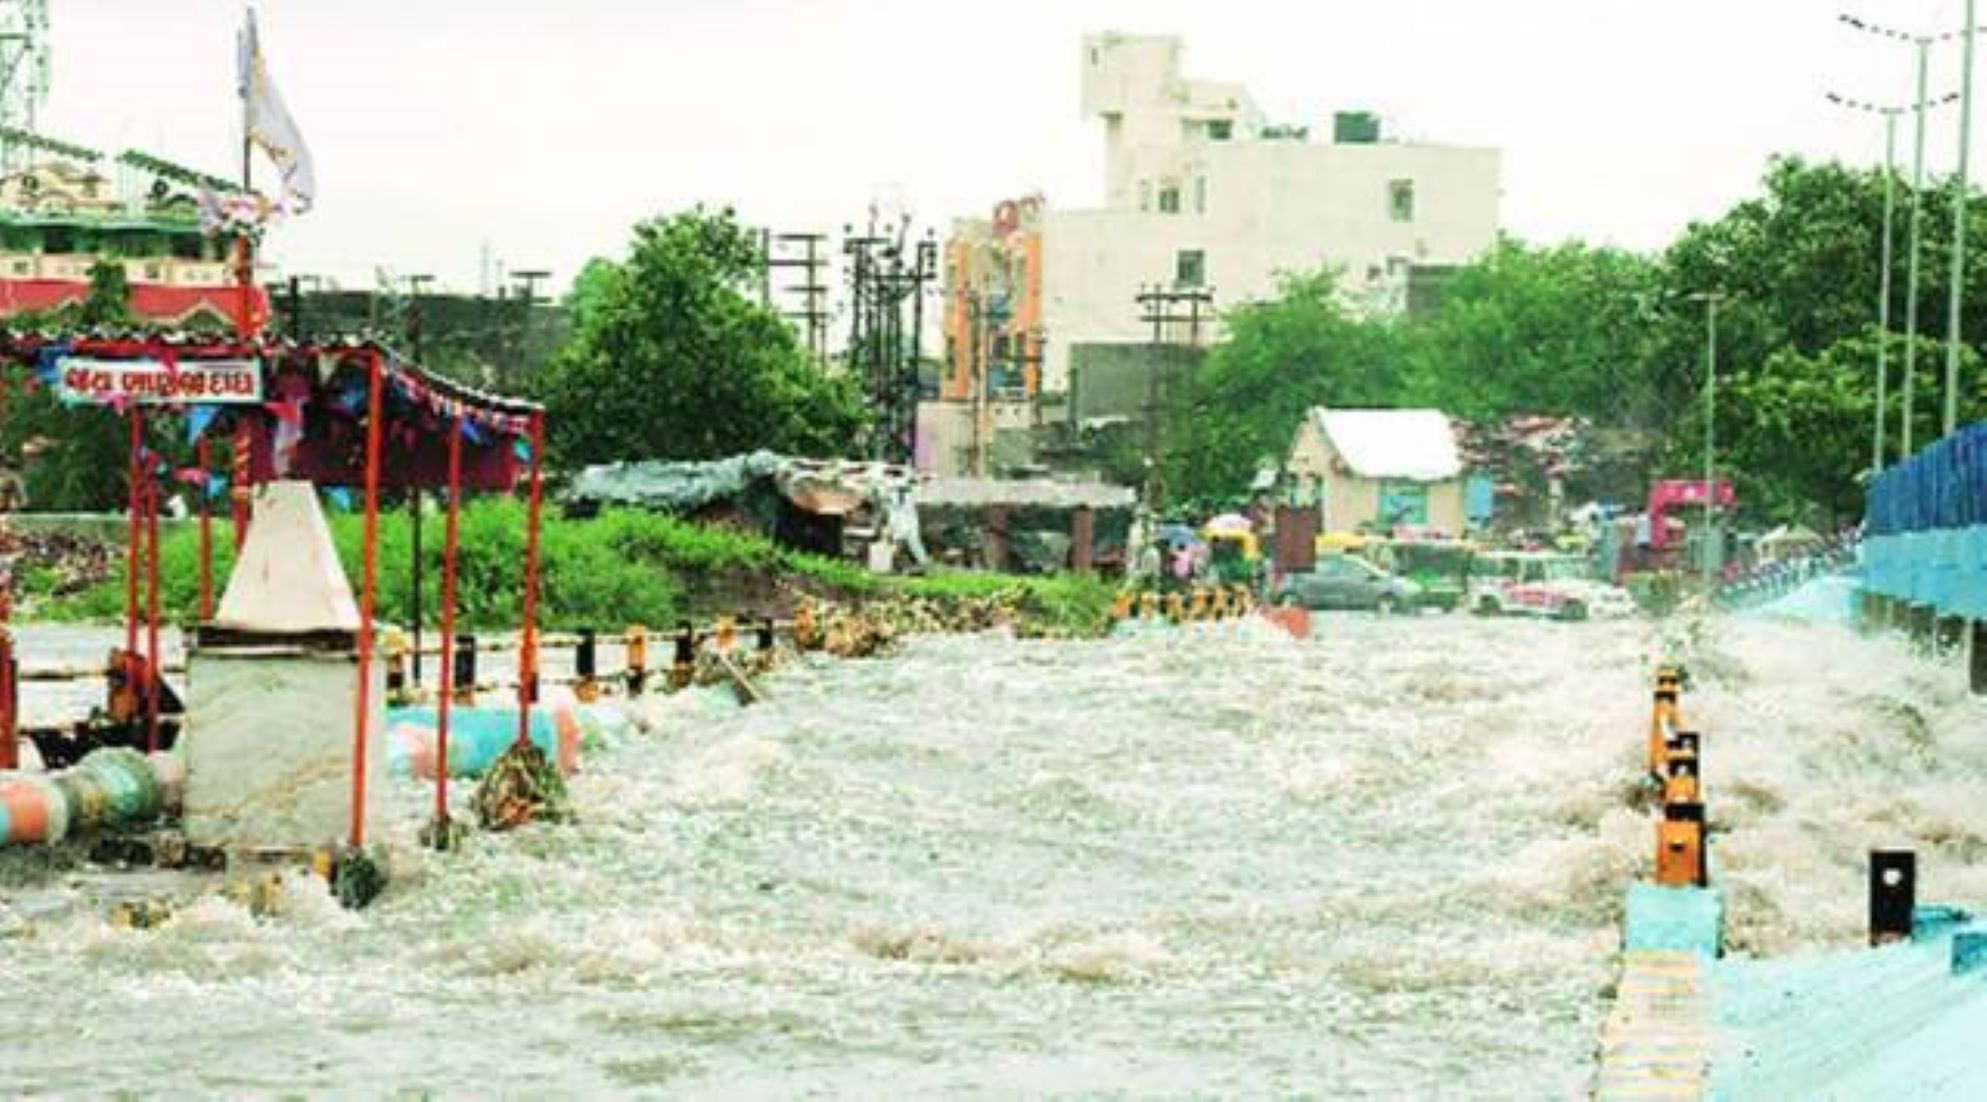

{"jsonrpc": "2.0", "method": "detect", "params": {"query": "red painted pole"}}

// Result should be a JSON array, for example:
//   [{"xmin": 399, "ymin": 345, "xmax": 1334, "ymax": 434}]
[
  {"xmin": 349, "ymin": 350, "xmax": 385, "ymax": 848},
  {"xmin": 196, "ymin": 435, "xmax": 213, "ymax": 621},
  {"xmin": 516, "ymin": 412, "xmax": 544, "ymax": 750},
  {"xmin": 144, "ymin": 470, "xmax": 162, "ymax": 753},
  {"xmin": 124, "ymin": 410, "xmax": 142, "ymax": 656},
  {"xmin": 435, "ymin": 414, "xmax": 464, "ymax": 830},
  {"xmin": 0, "ymin": 629, "xmax": 14, "ymax": 772},
  {"xmin": 231, "ymin": 421, "xmax": 251, "ymax": 553}
]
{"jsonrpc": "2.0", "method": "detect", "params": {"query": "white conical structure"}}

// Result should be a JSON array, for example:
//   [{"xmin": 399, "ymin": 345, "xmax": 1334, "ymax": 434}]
[{"xmin": 213, "ymin": 480, "xmax": 360, "ymax": 634}]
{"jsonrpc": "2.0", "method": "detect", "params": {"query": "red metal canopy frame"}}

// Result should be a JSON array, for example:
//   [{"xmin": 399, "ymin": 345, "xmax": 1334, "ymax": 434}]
[{"xmin": 0, "ymin": 333, "xmax": 548, "ymax": 848}]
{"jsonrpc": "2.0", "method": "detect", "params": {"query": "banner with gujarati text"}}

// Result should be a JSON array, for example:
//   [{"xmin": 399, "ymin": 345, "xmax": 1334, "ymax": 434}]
[{"xmin": 55, "ymin": 358, "xmax": 263, "ymax": 405}]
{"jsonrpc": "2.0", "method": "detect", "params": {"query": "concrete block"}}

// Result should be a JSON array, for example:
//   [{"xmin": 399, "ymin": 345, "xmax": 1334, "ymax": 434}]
[
  {"xmin": 182, "ymin": 649, "xmax": 383, "ymax": 849},
  {"xmin": 1624, "ymin": 882, "xmax": 1723, "ymax": 959}
]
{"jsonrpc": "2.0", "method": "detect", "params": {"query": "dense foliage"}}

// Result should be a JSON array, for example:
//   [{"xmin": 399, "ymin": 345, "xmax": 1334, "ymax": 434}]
[
  {"xmin": 1164, "ymin": 156, "xmax": 1987, "ymax": 526},
  {"xmin": 536, "ymin": 207, "xmax": 866, "ymax": 467}
]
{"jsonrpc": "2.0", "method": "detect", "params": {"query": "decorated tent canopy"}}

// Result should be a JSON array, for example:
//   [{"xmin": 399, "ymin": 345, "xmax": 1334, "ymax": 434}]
[
  {"xmin": 0, "ymin": 330, "xmax": 547, "ymax": 849},
  {"xmin": 0, "ymin": 333, "xmax": 540, "ymax": 492}
]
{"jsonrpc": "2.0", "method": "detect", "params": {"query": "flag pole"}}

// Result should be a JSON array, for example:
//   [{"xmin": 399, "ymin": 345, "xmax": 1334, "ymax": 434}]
[{"xmin": 235, "ymin": 14, "xmax": 256, "ymax": 341}]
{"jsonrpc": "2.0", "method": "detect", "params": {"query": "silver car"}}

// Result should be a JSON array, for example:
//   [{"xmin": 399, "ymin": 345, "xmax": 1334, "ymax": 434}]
[{"xmin": 1273, "ymin": 554, "xmax": 1423, "ymax": 613}]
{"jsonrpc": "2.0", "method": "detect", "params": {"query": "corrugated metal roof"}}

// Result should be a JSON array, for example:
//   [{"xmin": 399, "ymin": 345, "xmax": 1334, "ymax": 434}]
[{"xmin": 1311, "ymin": 407, "xmax": 1462, "ymax": 481}]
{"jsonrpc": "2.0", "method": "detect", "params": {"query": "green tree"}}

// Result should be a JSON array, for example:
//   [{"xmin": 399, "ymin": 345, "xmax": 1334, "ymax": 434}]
[
  {"xmin": 1404, "ymin": 237, "xmax": 1664, "ymax": 425},
  {"xmin": 1166, "ymin": 270, "xmax": 1407, "ymax": 500},
  {"xmin": 538, "ymin": 208, "xmax": 864, "ymax": 466},
  {"xmin": 1673, "ymin": 329, "xmax": 1986, "ymax": 526}
]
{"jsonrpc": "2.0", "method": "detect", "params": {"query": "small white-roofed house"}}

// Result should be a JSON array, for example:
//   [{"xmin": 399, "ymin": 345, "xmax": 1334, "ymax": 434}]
[{"xmin": 1285, "ymin": 407, "xmax": 1469, "ymax": 535}]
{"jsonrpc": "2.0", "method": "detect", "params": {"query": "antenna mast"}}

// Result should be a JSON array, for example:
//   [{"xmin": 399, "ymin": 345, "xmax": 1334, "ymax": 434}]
[{"xmin": 0, "ymin": 0, "xmax": 50, "ymax": 175}]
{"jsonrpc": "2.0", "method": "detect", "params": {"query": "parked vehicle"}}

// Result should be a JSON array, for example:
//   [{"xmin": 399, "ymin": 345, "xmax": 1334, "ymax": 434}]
[
  {"xmin": 1366, "ymin": 537, "xmax": 1475, "ymax": 612},
  {"xmin": 1202, "ymin": 525, "xmax": 1261, "ymax": 587},
  {"xmin": 1468, "ymin": 551, "xmax": 1636, "ymax": 621},
  {"xmin": 1273, "ymin": 553, "xmax": 1422, "ymax": 613}
]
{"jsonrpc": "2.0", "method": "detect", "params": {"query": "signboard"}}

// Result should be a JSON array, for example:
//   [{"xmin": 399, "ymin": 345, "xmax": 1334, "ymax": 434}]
[{"xmin": 55, "ymin": 358, "xmax": 263, "ymax": 405}]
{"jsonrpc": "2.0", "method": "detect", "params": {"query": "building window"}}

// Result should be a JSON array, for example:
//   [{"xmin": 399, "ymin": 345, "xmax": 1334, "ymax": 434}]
[
  {"xmin": 1379, "ymin": 481, "xmax": 1430, "ymax": 528},
  {"xmin": 1158, "ymin": 184, "xmax": 1180, "ymax": 214},
  {"xmin": 143, "ymin": 264, "xmax": 162, "ymax": 281},
  {"xmin": 1389, "ymin": 179, "xmax": 1416, "ymax": 223},
  {"xmin": 1139, "ymin": 180, "xmax": 1152, "ymax": 212},
  {"xmin": 1194, "ymin": 176, "xmax": 1207, "ymax": 214},
  {"xmin": 1175, "ymin": 249, "xmax": 1205, "ymax": 288},
  {"xmin": 1207, "ymin": 119, "xmax": 1233, "ymax": 141}
]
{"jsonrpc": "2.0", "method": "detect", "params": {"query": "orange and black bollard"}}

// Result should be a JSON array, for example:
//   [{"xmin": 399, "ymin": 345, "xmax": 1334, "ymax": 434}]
[
  {"xmin": 575, "ymin": 628, "xmax": 599, "ymax": 703},
  {"xmin": 1110, "ymin": 591, "xmax": 1133, "ymax": 623},
  {"xmin": 1648, "ymin": 665, "xmax": 1684, "ymax": 778},
  {"xmin": 757, "ymin": 617, "xmax": 776, "ymax": 652},
  {"xmin": 1655, "ymin": 801, "xmax": 1706, "ymax": 888},
  {"xmin": 1662, "ymin": 746, "xmax": 1701, "ymax": 805},
  {"xmin": 1163, "ymin": 593, "xmax": 1186, "ymax": 624},
  {"xmin": 625, "ymin": 624, "xmax": 648, "ymax": 693},
  {"xmin": 1139, "ymin": 592, "xmax": 1160, "ymax": 620},
  {"xmin": 715, "ymin": 615, "xmax": 737, "ymax": 653}
]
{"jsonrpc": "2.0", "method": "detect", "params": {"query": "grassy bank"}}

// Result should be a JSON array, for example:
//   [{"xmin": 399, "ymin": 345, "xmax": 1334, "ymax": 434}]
[{"xmin": 29, "ymin": 502, "xmax": 1116, "ymax": 638}]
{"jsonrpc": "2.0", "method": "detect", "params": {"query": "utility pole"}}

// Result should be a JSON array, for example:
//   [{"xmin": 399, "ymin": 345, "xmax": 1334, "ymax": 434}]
[
  {"xmin": 1948, "ymin": 0, "xmax": 1978, "ymax": 437},
  {"xmin": 1690, "ymin": 292, "xmax": 1724, "ymax": 589},
  {"xmin": 509, "ymin": 269, "xmax": 550, "ymax": 386},
  {"xmin": 404, "ymin": 273, "xmax": 434, "ymax": 687},
  {"xmin": 764, "ymin": 231, "xmax": 830, "ymax": 365}
]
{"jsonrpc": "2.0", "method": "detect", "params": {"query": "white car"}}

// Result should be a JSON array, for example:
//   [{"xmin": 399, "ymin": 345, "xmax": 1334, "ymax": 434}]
[{"xmin": 1469, "ymin": 552, "xmax": 1636, "ymax": 621}]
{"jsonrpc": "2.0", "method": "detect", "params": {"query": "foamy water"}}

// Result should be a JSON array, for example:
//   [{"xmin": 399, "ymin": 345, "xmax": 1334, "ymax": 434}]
[{"xmin": 3, "ymin": 613, "xmax": 1984, "ymax": 1097}]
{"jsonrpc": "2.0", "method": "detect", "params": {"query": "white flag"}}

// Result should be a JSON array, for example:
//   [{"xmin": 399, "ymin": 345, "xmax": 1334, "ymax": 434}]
[{"xmin": 239, "ymin": 8, "xmax": 316, "ymax": 213}]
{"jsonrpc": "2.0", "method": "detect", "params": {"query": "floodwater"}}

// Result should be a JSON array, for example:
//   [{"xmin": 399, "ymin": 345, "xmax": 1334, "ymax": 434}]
[{"xmin": 4, "ymin": 612, "xmax": 1985, "ymax": 1098}]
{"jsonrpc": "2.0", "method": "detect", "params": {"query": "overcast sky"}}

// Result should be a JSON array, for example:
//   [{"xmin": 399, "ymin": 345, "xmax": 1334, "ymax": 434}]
[{"xmin": 39, "ymin": 0, "xmax": 1982, "ymax": 293}]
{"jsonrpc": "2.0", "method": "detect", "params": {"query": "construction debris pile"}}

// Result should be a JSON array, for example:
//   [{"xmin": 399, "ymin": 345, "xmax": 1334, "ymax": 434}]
[{"xmin": 6, "ymin": 528, "xmax": 120, "ymax": 609}]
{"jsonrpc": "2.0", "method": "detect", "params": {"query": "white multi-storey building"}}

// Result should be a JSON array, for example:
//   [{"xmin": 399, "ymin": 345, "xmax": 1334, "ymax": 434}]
[{"xmin": 1038, "ymin": 32, "xmax": 1502, "ymax": 394}]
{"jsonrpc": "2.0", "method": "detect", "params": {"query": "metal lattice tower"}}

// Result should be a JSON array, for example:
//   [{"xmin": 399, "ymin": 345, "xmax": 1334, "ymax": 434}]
[{"xmin": 0, "ymin": 0, "xmax": 50, "ymax": 174}]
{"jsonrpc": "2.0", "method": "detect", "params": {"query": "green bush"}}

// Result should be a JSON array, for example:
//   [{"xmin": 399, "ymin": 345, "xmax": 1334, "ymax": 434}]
[{"xmin": 38, "ymin": 500, "xmax": 1116, "ymax": 638}]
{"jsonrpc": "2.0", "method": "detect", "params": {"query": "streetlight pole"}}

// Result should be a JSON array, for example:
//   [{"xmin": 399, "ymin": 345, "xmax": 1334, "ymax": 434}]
[
  {"xmin": 1881, "ymin": 111, "xmax": 1899, "ymax": 470},
  {"xmin": 1947, "ymin": 0, "xmax": 1978, "ymax": 438},
  {"xmin": 1906, "ymin": 36, "xmax": 1931, "ymax": 457},
  {"xmin": 1841, "ymin": 12, "xmax": 1987, "ymax": 453},
  {"xmin": 1691, "ymin": 292, "xmax": 1724, "ymax": 589}
]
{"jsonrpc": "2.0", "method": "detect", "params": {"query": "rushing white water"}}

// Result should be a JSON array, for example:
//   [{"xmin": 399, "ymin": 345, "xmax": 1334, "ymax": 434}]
[{"xmin": 3, "ymin": 613, "xmax": 1983, "ymax": 1097}]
